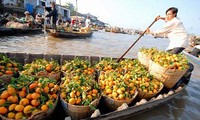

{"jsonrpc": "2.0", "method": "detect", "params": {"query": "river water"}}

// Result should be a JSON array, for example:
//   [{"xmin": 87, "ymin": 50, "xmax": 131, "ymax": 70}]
[{"xmin": 0, "ymin": 30, "xmax": 199, "ymax": 120}]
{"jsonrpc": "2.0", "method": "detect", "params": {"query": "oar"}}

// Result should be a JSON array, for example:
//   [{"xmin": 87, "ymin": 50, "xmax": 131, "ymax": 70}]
[{"xmin": 117, "ymin": 18, "xmax": 157, "ymax": 62}]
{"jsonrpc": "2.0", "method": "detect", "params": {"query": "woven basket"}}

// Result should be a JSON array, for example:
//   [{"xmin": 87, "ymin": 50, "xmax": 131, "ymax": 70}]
[
  {"xmin": 61, "ymin": 97, "xmax": 100, "ymax": 120},
  {"xmin": 149, "ymin": 59, "xmax": 187, "ymax": 89},
  {"xmin": 138, "ymin": 52, "xmax": 151, "ymax": 68},
  {"xmin": 103, "ymin": 91, "xmax": 138, "ymax": 111},
  {"xmin": 137, "ymin": 83, "xmax": 164, "ymax": 99},
  {"xmin": 0, "ymin": 96, "xmax": 58, "ymax": 120}
]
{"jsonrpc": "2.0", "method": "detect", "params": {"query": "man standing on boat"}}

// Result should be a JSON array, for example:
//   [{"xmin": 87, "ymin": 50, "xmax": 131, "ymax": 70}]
[
  {"xmin": 46, "ymin": 1, "xmax": 58, "ymax": 32},
  {"xmin": 85, "ymin": 15, "xmax": 91, "ymax": 28},
  {"xmin": 147, "ymin": 7, "xmax": 193, "ymax": 89},
  {"xmin": 148, "ymin": 7, "xmax": 189, "ymax": 54}
]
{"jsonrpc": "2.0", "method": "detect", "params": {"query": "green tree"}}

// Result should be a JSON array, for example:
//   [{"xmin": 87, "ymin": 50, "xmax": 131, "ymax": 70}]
[{"xmin": 65, "ymin": 2, "xmax": 76, "ymax": 16}]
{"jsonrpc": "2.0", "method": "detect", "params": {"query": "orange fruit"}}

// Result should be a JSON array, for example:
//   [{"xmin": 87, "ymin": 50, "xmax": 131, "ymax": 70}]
[
  {"xmin": 7, "ymin": 112, "xmax": 15, "ymax": 119},
  {"xmin": 7, "ymin": 95, "xmax": 18, "ymax": 103},
  {"xmin": 14, "ymin": 105, "xmax": 24, "ymax": 112},
  {"xmin": 23, "ymin": 105, "xmax": 34, "ymax": 114},
  {"xmin": 21, "ymin": 87, "xmax": 27, "ymax": 92},
  {"xmin": 76, "ymin": 91, "xmax": 81, "ymax": 97},
  {"xmin": 6, "ymin": 63, "xmax": 12, "ymax": 67},
  {"xmin": 70, "ymin": 91, "xmax": 76, "ymax": 98},
  {"xmin": 92, "ymin": 89, "xmax": 98, "ymax": 94},
  {"xmin": 43, "ymin": 86, "xmax": 50, "ymax": 93},
  {"xmin": 60, "ymin": 92, "xmax": 66, "ymax": 99},
  {"xmin": 35, "ymin": 87, "xmax": 42, "ymax": 94},
  {"xmin": 75, "ymin": 98, "xmax": 82, "ymax": 105},
  {"xmin": 68, "ymin": 98, "xmax": 75, "ymax": 105},
  {"xmin": 41, "ymin": 104, "xmax": 48, "ymax": 111},
  {"xmin": 8, "ymin": 104, "xmax": 17, "ymax": 111},
  {"xmin": 0, "ymin": 106, "xmax": 8, "ymax": 114},
  {"xmin": 29, "ymin": 83, "xmax": 38, "ymax": 90},
  {"xmin": 0, "ymin": 90, "xmax": 9, "ymax": 99},
  {"xmin": 31, "ymin": 93, "xmax": 40, "ymax": 100},
  {"xmin": 26, "ymin": 93, "xmax": 32, "ymax": 100},
  {"xmin": 19, "ymin": 98, "xmax": 29, "ymax": 106},
  {"xmin": 7, "ymin": 87, "xmax": 17, "ymax": 95},
  {"xmin": 52, "ymin": 93, "xmax": 57, "ymax": 99},
  {"xmin": 48, "ymin": 83, "xmax": 55, "ymax": 88},
  {"xmin": 15, "ymin": 112, "xmax": 23, "ymax": 120},
  {"xmin": 87, "ymin": 95, "xmax": 92, "ymax": 100},
  {"xmin": 53, "ymin": 85, "xmax": 59, "ymax": 91},
  {"xmin": 46, "ymin": 100, "xmax": 53, "ymax": 106},
  {"xmin": 0, "ymin": 99, "xmax": 6, "ymax": 106},
  {"xmin": 31, "ymin": 100, "xmax": 40, "ymax": 107},
  {"xmin": 18, "ymin": 91, "xmax": 26, "ymax": 98},
  {"xmin": 0, "ymin": 72, "xmax": 3, "ymax": 76},
  {"xmin": 5, "ymin": 70, "xmax": 13, "ymax": 75},
  {"xmin": 46, "ymin": 66, "xmax": 52, "ymax": 72},
  {"xmin": 14, "ymin": 67, "xmax": 18, "ymax": 71}
]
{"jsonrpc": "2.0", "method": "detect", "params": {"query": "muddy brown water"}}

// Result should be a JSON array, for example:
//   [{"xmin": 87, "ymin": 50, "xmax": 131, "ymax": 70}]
[{"xmin": 0, "ymin": 30, "xmax": 200, "ymax": 120}]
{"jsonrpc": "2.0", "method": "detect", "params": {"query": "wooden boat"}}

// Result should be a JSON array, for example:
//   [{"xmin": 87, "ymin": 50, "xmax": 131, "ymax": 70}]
[
  {"xmin": 0, "ymin": 52, "xmax": 193, "ymax": 120},
  {"xmin": 182, "ymin": 50, "xmax": 200, "ymax": 65},
  {"xmin": 0, "ymin": 27, "xmax": 43, "ymax": 37},
  {"xmin": 46, "ymin": 29, "xmax": 93, "ymax": 38}
]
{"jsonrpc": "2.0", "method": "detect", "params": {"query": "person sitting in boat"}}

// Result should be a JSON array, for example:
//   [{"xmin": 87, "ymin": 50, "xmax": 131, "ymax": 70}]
[
  {"xmin": 190, "ymin": 45, "xmax": 200, "ymax": 58},
  {"xmin": 46, "ymin": 1, "xmax": 58, "ymax": 32},
  {"xmin": 72, "ymin": 19, "xmax": 80, "ymax": 31},
  {"xmin": 24, "ymin": 11, "xmax": 35, "ymax": 28},
  {"xmin": 35, "ymin": 13, "xmax": 43, "ymax": 28},
  {"xmin": 6, "ymin": 13, "xmax": 19, "ymax": 22}
]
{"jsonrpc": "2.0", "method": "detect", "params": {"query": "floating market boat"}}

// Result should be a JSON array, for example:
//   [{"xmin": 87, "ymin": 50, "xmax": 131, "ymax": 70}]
[
  {"xmin": 182, "ymin": 50, "xmax": 200, "ymax": 66},
  {"xmin": 0, "ymin": 52, "xmax": 193, "ymax": 120},
  {"xmin": 46, "ymin": 29, "xmax": 93, "ymax": 38},
  {"xmin": 0, "ymin": 27, "xmax": 43, "ymax": 37}
]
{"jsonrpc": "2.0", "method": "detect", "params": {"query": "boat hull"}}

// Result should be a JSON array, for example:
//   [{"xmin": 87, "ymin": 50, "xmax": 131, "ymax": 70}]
[
  {"xmin": 47, "ymin": 29, "xmax": 93, "ymax": 38},
  {"xmin": 182, "ymin": 50, "xmax": 200, "ymax": 65},
  {"xmin": 0, "ymin": 52, "xmax": 192, "ymax": 120}
]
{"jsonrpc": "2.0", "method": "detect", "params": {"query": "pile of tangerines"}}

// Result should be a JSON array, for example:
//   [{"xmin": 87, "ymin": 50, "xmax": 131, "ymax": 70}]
[
  {"xmin": 60, "ymin": 58, "xmax": 101, "ymax": 106},
  {"xmin": 96, "ymin": 58, "xmax": 163, "ymax": 100},
  {"xmin": 0, "ymin": 75, "xmax": 59, "ymax": 119}
]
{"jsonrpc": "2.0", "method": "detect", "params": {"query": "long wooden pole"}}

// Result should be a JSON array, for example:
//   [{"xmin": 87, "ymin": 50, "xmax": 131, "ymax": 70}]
[{"xmin": 117, "ymin": 19, "xmax": 157, "ymax": 62}]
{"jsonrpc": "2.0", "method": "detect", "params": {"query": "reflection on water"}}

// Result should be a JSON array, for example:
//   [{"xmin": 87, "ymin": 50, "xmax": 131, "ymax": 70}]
[{"xmin": 0, "ymin": 30, "xmax": 199, "ymax": 119}]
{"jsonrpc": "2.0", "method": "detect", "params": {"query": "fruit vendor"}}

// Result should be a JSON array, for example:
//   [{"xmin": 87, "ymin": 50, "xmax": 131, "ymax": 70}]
[
  {"xmin": 24, "ymin": 11, "xmax": 35, "ymax": 27},
  {"xmin": 147, "ymin": 7, "xmax": 194, "ymax": 89},
  {"xmin": 46, "ymin": 1, "xmax": 58, "ymax": 32},
  {"xmin": 148, "ymin": 7, "xmax": 189, "ymax": 54}
]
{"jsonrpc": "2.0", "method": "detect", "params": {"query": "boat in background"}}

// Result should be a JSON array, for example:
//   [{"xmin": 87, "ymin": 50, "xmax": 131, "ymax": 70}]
[
  {"xmin": 182, "ymin": 50, "xmax": 200, "ymax": 65},
  {"xmin": 0, "ymin": 27, "xmax": 43, "ymax": 37},
  {"xmin": 46, "ymin": 29, "xmax": 93, "ymax": 38}
]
